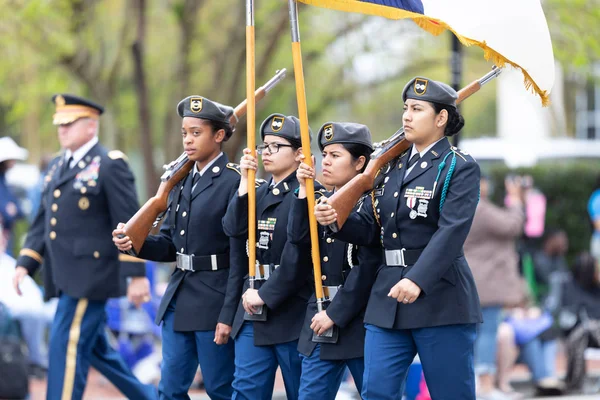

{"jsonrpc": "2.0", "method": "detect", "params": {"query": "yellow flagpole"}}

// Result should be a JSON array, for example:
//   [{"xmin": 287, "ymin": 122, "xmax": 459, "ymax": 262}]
[
  {"xmin": 287, "ymin": 0, "xmax": 324, "ymax": 303},
  {"xmin": 246, "ymin": 0, "xmax": 257, "ymax": 287}
]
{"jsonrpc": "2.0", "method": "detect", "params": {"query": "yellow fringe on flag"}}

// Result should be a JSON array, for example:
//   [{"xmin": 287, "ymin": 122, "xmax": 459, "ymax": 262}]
[{"xmin": 298, "ymin": 0, "xmax": 550, "ymax": 106}]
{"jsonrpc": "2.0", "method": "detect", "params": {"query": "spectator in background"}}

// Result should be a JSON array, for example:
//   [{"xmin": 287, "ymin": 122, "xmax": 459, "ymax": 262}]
[
  {"xmin": 27, "ymin": 154, "xmax": 53, "ymax": 223},
  {"xmin": 464, "ymin": 175, "xmax": 526, "ymax": 400},
  {"xmin": 533, "ymin": 229, "xmax": 570, "ymax": 301},
  {"xmin": 562, "ymin": 252, "xmax": 600, "ymax": 393},
  {"xmin": 588, "ymin": 175, "xmax": 600, "ymax": 262},
  {"xmin": 0, "ymin": 217, "xmax": 54, "ymax": 379},
  {"xmin": 0, "ymin": 137, "xmax": 28, "ymax": 255},
  {"xmin": 521, "ymin": 175, "xmax": 546, "ymax": 246},
  {"xmin": 496, "ymin": 307, "xmax": 565, "ymax": 398}
]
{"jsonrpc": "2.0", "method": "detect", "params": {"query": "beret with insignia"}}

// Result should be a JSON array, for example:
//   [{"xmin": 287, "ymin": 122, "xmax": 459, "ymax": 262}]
[
  {"xmin": 317, "ymin": 122, "xmax": 373, "ymax": 152},
  {"xmin": 52, "ymin": 94, "xmax": 104, "ymax": 125},
  {"xmin": 402, "ymin": 77, "xmax": 458, "ymax": 108},
  {"xmin": 259, "ymin": 113, "xmax": 311, "ymax": 148},
  {"xmin": 177, "ymin": 96, "xmax": 234, "ymax": 126}
]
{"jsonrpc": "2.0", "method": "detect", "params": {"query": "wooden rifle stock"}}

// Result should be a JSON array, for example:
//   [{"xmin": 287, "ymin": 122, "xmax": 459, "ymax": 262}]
[
  {"xmin": 327, "ymin": 67, "xmax": 501, "ymax": 232},
  {"xmin": 121, "ymin": 69, "xmax": 286, "ymax": 255}
]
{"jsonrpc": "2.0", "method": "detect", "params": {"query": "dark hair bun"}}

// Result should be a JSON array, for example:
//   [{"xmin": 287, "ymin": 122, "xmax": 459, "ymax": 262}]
[{"xmin": 445, "ymin": 109, "xmax": 464, "ymax": 137}]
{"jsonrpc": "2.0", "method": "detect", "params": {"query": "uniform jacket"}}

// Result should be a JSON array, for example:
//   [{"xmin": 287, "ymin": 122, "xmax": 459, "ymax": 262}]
[
  {"xmin": 137, "ymin": 155, "xmax": 245, "ymax": 332},
  {"xmin": 222, "ymin": 171, "xmax": 315, "ymax": 346},
  {"xmin": 335, "ymin": 138, "xmax": 482, "ymax": 329},
  {"xmin": 288, "ymin": 194, "xmax": 377, "ymax": 360},
  {"xmin": 17, "ymin": 143, "xmax": 145, "ymax": 301}
]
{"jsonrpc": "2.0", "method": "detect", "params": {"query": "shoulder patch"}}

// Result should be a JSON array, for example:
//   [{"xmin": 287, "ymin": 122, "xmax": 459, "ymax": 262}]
[
  {"xmin": 226, "ymin": 162, "xmax": 241, "ymax": 175},
  {"xmin": 108, "ymin": 150, "xmax": 128, "ymax": 161}
]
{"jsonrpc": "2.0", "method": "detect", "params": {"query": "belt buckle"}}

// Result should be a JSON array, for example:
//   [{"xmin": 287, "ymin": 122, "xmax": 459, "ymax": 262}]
[
  {"xmin": 385, "ymin": 248, "xmax": 407, "ymax": 267},
  {"xmin": 176, "ymin": 252, "xmax": 195, "ymax": 272}
]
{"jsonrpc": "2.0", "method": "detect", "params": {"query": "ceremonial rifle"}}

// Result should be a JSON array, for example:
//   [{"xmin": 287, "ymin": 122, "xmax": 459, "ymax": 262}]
[
  {"xmin": 326, "ymin": 67, "xmax": 503, "ymax": 232},
  {"xmin": 121, "ymin": 69, "xmax": 287, "ymax": 256}
]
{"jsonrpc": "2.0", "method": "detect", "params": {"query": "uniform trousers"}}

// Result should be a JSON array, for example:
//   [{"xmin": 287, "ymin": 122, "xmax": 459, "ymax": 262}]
[
  {"xmin": 47, "ymin": 293, "xmax": 157, "ymax": 400},
  {"xmin": 232, "ymin": 321, "xmax": 301, "ymax": 400},
  {"xmin": 299, "ymin": 343, "xmax": 363, "ymax": 400},
  {"xmin": 362, "ymin": 323, "xmax": 477, "ymax": 400},
  {"xmin": 158, "ymin": 294, "xmax": 235, "ymax": 400}
]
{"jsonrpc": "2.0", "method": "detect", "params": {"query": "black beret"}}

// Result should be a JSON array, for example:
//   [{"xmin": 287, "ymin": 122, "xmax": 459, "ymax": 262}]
[
  {"xmin": 259, "ymin": 113, "xmax": 311, "ymax": 147},
  {"xmin": 402, "ymin": 77, "xmax": 458, "ymax": 108},
  {"xmin": 52, "ymin": 94, "xmax": 104, "ymax": 125},
  {"xmin": 317, "ymin": 122, "xmax": 373, "ymax": 152},
  {"xmin": 177, "ymin": 96, "xmax": 234, "ymax": 125}
]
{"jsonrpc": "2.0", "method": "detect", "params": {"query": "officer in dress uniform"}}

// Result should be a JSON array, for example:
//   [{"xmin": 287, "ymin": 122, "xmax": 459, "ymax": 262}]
[
  {"xmin": 223, "ymin": 114, "xmax": 321, "ymax": 400},
  {"xmin": 13, "ymin": 94, "xmax": 156, "ymax": 400},
  {"xmin": 316, "ymin": 78, "xmax": 483, "ymax": 400},
  {"xmin": 289, "ymin": 122, "xmax": 378, "ymax": 399},
  {"xmin": 113, "ymin": 96, "xmax": 243, "ymax": 400}
]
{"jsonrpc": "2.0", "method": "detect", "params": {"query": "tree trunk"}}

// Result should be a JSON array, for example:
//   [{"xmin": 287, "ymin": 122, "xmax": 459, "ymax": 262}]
[{"xmin": 131, "ymin": 0, "xmax": 158, "ymax": 199}]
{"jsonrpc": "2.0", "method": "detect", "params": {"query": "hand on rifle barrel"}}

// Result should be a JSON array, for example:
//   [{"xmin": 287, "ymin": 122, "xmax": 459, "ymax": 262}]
[
  {"xmin": 242, "ymin": 288, "xmax": 265, "ymax": 315},
  {"xmin": 315, "ymin": 198, "xmax": 337, "ymax": 227},
  {"xmin": 296, "ymin": 156, "xmax": 315, "ymax": 200},
  {"xmin": 311, "ymin": 310, "xmax": 335, "ymax": 336},
  {"xmin": 112, "ymin": 222, "xmax": 133, "ymax": 252}
]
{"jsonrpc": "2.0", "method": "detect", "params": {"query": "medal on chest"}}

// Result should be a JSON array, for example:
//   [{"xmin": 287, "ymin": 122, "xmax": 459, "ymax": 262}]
[
  {"xmin": 257, "ymin": 218, "xmax": 277, "ymax": 250},
  {"xmin": 405, "ymin": 186, "xmax": 433, "ymax": 219}
]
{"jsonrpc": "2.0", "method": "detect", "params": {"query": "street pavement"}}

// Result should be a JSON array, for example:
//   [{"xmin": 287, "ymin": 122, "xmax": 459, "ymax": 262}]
[{"xmin": 25, "ymin": 357, "xmax": 600, "ymax": 400}]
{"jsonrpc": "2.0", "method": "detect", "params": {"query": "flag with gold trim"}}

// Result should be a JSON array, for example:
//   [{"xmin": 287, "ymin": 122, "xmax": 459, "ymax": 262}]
[{"xmin": 298, "ymin": 0, "xmax": 555, "ymax": 105}]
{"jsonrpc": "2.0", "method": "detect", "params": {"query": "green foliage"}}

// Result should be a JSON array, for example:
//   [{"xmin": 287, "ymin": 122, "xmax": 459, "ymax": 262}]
[
  {"xmin": 0, "ymin": 0, "xmax": 595, "ymax": 200},
  {"xmin": 545, "ymin": 0, "xmax": 600, "ymax": 70},
  {"xmin": 487, "ymin": 161, "xmax": 598, "ymax": 262}
]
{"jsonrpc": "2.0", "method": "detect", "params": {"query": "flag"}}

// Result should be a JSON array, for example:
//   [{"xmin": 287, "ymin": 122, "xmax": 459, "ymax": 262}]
[{"xmin": 298, "ymin": 0, "xmax": 555, "ymax": 105}]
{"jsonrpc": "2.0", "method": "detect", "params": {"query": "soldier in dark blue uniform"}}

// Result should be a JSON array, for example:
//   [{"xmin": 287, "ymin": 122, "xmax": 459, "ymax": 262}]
[
  {"xmin": 223, "ymin": 114, "xmax": 319, "ymax": 400},
  {"xmin": 316, "ymin": 77, "xmax": 483, "ymax": 400},
  {"xmin": 13, "ymin": 94, "xmax": 156, "ymax": 400},
  {"xmin": 113, "ymin": 96, "xmax": 243, "ymax": 400},
  {"xmin": 289, "ymin": 122, "xmax": 378, "ymax": 399}
]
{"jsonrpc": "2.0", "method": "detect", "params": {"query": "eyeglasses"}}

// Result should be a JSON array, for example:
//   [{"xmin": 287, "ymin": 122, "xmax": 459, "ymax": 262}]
[{"xmin": 256, "ymin": 142, "xmax": 294, "ymax": 155}]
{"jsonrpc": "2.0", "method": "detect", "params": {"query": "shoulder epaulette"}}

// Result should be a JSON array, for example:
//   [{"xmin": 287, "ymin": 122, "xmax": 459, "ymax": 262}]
[
  {"xmin": 108, "ymin": 150, "xmax": 128, "ymax": 161},
  {"xmin": 314, "ymin": 187, "xmax": 327, "ymax": 199},
  {"xmin": 226, "ymin": 162, "xmax": 241, "ymax": 175},
  {"xmin": 450, "ymin": 147, "xmax": 468, "ymax": 162}
]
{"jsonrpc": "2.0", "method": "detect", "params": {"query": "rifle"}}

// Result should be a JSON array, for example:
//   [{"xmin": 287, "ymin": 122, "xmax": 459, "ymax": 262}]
[
  {"xmin": 327, "ymin": 67, "xmax": 502, "ymax": 232},
  {"xmin": 121, "ymin": 69, "xmax": 287, "ymax": 256}
]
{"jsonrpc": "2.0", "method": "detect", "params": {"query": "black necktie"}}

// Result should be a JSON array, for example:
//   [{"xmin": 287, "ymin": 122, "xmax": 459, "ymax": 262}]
[
  {"xmin": 60, "ymin": 156, "xmax": 73, "ymax": 178},
  {"xmin": 192, "ymin": 172, "xmax": 200, "ymax": 188},
  {"xmin": 407, "ymin": 153, "xmax": 421, "ymax": 169}
]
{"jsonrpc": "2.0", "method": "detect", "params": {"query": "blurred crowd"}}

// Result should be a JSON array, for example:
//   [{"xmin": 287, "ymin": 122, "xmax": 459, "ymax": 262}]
[{"xmin": 464, "ymin": 173, "xmax": 600, "ymax": 399}]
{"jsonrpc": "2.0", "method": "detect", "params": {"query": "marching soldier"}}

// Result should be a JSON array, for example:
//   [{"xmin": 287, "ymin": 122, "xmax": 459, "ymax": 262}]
[
  {"xmin": 223, "ymin": 114, "xmax": 320, "ymax": 400},
  {"xmin": 113, "ymin": 96, "xmax": 242, "ymax": 400},
  {"xmin": 12, "ymin": 94, "xmax": 156, "ymax": 400},
  {"xmin": 316, "ymin": 78, "xmax": 483, "ymax": 399},
  {"xmin": 291, "ymin": 122, "xmax": 378, "ymax": 399}
]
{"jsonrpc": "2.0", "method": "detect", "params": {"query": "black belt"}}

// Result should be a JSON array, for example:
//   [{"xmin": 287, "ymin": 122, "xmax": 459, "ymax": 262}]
[
  {"xmin": 176, "ymin": 253, "xmax": 229, "ymax": 272},
  {"xmin": 384, "ymin": 248, "xmax": 424, "ymax": 267}
]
